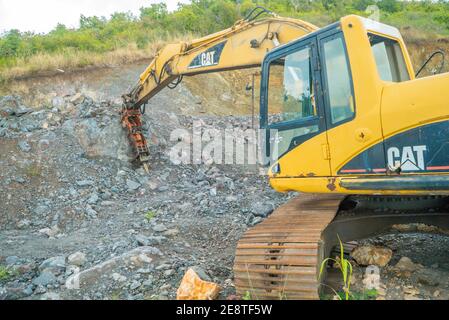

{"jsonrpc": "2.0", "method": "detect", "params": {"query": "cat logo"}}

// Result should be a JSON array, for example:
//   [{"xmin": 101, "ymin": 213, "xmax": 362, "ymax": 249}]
[
  {"xmin": 199, "ymin": 51, "xmax": 216, "ymax": 67},
  {"xmin": 189, "ymin": 41, "xmax": 226, "ymax": 69},
  {"xmin": 387, "ymin": 145, "xmax": 427, "ymax": 171}
]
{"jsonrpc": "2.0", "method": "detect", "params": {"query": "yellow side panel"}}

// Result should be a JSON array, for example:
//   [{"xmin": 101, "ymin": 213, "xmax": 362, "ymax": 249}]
[
  {"xmin": 381, "ymin": 72, "xmax": 449, "ymax": 139},
  {"xmin": 274, "ymin": 132, "xmax": 331, "ymax": 177}
]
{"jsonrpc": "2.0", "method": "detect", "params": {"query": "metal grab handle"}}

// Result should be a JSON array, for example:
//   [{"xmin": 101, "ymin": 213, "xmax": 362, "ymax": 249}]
[{"xmin": 415, "ymin": 50, "xmax": 445, "ymax": 78}]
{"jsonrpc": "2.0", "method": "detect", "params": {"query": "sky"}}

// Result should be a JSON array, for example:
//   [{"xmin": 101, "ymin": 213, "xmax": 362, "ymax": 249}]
[{"xmin": 0, "ymin": 0, "xmax": 190, "ymax": 34}]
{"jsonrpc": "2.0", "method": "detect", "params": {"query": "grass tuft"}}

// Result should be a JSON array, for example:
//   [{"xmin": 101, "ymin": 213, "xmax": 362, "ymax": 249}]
[
  {"xmin": 0, "ymin": 265, "xmax": 12, "ymax": 282},
  {"xmin": 144, "ymin": 210, "xmax": 158, "ymax": 222},
  {"xmin": 23, "ymin": 163, "xmax": 42, "ymax": 178},
  {"xmin": 319, "ymin": 235, "xmax": 353, "ymax": 301}
]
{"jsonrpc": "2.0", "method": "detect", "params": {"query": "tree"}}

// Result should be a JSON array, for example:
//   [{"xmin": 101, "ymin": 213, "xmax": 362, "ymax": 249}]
[
  {"xmin": 0, "ymin": 29, "xmax": 22, "ymax": 57},
  {"xmin": 352, "ymin": 0, "xmax": 377, "ymax": 11},
  {"xmin": 140, "ymin": 3, "xmax": 168, "ymax": 21},
  {"xmin": 110, "ymin": 12, "xmax": 135, "ymax": 23},
  {"xmin": 289, "ymin": 0, "xmax": 314, "ymax": 12},
  {"xmin": 51, "ymin": 23, "xmax": 68, "ymax": 35},
  {"xmin": 378, "ymin": 0, "xmax": 400, "ymax": 13},
  {"xmin": 79, "ymin": 15, "xmax": 107, "ymax": 30},
  {"xmin": 321, "ymin": 0, "xmax": 338, "ymax": 11}
]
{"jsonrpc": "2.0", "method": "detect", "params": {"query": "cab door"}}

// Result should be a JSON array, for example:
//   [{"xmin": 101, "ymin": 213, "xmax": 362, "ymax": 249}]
[
  {"xmin": 261, "ymin": 36, "xmax": 331, "ymax": 177},
  {"xmin": 317, "ymin": 29, "xmax": 386, "ymax": 176}
]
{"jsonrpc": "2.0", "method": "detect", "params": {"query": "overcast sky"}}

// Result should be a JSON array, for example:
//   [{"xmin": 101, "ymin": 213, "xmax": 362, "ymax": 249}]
[{"xmin": 0, "ymin": 0, "xmax": 190, "ymax": 34}]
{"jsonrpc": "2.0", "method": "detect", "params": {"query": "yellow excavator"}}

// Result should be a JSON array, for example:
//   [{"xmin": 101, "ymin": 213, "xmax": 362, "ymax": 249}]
[{"xmin": 122, "ymin": 7, "xmax": 449, "ymax": 299}]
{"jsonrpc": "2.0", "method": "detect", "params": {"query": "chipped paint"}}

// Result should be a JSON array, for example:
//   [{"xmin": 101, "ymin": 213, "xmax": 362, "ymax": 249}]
[
  {"xmin": 326, "ymin": 178, "xmax": 337, "ymax": 191},
  {"xmin": 307, "ymin": 173, "xmax": 316, "ymax": 177}
]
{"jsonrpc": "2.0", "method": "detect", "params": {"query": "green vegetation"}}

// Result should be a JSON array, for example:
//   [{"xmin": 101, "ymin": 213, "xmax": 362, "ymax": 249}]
[
  {"xmin": 319, "ymin": 235, "xmax": 353, "ymax": 300},
  {"xmin": 110, "ymin": 290, "xmax": 123, "ymax": 300},
  {"xmin": 242, "ymin": 291, "xmax": 253, "ymax": 300},
  {"xmin": 144, "ymin": 210, "xmax": 158, "ymax": 222},
  {"xmin": 23, "ymin": 163, "xmax": 42, "ymax": 178},
  {"xmin": 349, "ymin": 288, "xmax": 379, "ymax": 300},
  {"xmin": 321, "ymin": 288, "xmax": 379, "ymax": 300},
  {"xmin": 0, "ymin": 265, "xmax": 12, "ymax": 281},
  {"xmin": 1, "ymin": 0, "xmax": 448, "ymax": 81}
]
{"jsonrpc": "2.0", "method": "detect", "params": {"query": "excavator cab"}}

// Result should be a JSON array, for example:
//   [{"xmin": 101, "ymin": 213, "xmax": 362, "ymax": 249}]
[
  {"xmin": 261, "ymin": 15, "xmax": 449, "ymax": 195},
  {"xmin": 234, "ymin": 16, "xmax": 449, "ymax": 300}
]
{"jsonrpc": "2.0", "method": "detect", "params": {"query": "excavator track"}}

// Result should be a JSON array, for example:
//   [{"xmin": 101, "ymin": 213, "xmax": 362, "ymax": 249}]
[
  {"xmin": 234, "ymin": 194, "xmax": 449, "ymax": 300},
  {"xmin": 234, "ymin": 194, "xmax": 345, "ymax": 300}
]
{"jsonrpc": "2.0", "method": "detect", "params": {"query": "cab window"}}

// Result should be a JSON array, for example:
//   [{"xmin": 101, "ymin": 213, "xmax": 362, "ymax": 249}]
[
  {"xmin": 268, "ymin": 47, "xmax": 317, "ymax": 125},
  {"xmin": 369, "ymin": 33, "xmax": 410, "ymax": 82},
  {"xmin": 266, "ymin": 45, "xmax": 319, "ymax": 157},
  {"xmin": 321, "ymin": 35, "xmax": 355, "ymax": 125}
]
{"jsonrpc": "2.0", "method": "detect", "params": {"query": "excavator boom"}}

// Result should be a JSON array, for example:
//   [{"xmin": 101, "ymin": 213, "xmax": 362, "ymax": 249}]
[{"xmin": 121, "ymin": 8, "xmax": 318, "ymax": 166}]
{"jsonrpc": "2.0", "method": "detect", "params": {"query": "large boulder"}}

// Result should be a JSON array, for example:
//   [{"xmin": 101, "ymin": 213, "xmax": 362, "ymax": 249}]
[
  {"xmin": 0, "ymin": 96, "xmax": 34, "ymax": 117},
  {"xmin": 64, "ymin": 118, "xmax": 131, "ymax": 162},
  {"xmin": 0, "ymin": 95, "xmax": 20, "ymax": 115},
  {"xmin": 39, "ymin": 256, "xmax": 66, "ymax": 274},
  {"xmin": 65, "ymin": 247, "xmax": 162, "ymax": 290},
  {"xmin": 351, "ymin": 245, "xmax": 393, "ymax": 267},
  {"xmin": 250, "ymin": 202, "xmax": 275, "ymax": 218},
  {"xmin": 32, "ymin": 271, "xmax": 58, "ymax": 286}
]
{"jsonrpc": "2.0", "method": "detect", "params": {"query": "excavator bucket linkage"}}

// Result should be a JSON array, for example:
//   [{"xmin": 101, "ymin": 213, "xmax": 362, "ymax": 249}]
[{"xmin": 120, "ymin": 106, "xmax": 150, "ymax": 172}]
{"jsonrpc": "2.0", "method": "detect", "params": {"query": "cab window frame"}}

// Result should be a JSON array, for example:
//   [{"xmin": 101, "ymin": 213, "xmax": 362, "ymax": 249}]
[
  {"xmin": 260, "ymin": 35, "xmax": 327, "ymax": 160},
  {"xmin": 368, "ymin": 31, "xmax": 412, "ymax": 83},
  {"xmin": 318, "ymin": 30, "xmax": 356, "ymax": 129},
  {"xmin": 264, "ymin": 42, "xmax": 321, "ymax": 132}
]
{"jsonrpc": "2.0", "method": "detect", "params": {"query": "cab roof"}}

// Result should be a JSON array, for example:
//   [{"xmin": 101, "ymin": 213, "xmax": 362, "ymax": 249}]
[{"xmin": 344, "ymin": 15, "xmax": 402, "ymax": 40}]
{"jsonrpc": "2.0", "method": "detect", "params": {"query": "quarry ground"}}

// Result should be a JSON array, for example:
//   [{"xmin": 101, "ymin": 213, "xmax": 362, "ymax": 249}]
[{"xmin": 1, "ymin": 63, "xmax": 449, "ymax": 300}]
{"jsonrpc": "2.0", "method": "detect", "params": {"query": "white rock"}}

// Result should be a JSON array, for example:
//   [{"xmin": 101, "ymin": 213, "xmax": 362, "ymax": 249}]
[
  {"xmin": 69, "ymin": 93, "xmax": 85, "ymax": 105},
  {"xmin": 39, "ymin": 225, "xmax": 60, "ymax": 238},
  {"xmin": 143, "ymin": 278, "xmax": 153, "ymax": 288},
  {"xmin": 112, "ymin": 273, "xmax": 127, "ymax": 283},
  {"xmin": 127, "ymin": 180, "xmax": 141, "ymax": 191},
  {"xmin": 17, "ymin": 219, "xmax": 31, "ymax": 229},
  {"xmin": 85, "ymin": 206, "xmax": 98, "ymax": 219},
  {"xmin": 87, "ymin": 193, "xmax": 99, "ymax": 205},
  {"xmin": 395, "ymin": 257, "xmax": 423, "ymax": 272},
  {"xmin": 68, "ymin": 252, "xmax": 87, "ymax": 267},
  {"xmin": 153, "ymin": 224, "xmax": 168, "ymax": 233},
  {"xmin": 129, "ymin": 280, "xmax": 141, "ymax": 290},
  {"xmin": 163, "ymin": 228, "xmax": 179, "ymax": 237},
  {"xmin": 137, "ymin": 253, "xmax": 153, "ymax": 264},
  {"xmin": 40, "ymin": 292, "xmax": 61, "ymax": 300}
]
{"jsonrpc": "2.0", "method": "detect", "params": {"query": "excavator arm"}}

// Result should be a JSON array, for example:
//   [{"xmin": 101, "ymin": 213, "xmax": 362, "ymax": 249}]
[{"xmin": 121, "ymin": 8, "xmax": 318, "ymax": 170}]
